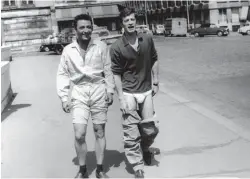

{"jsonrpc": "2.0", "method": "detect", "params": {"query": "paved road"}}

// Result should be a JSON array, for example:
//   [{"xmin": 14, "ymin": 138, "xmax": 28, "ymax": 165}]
[{"xmin": 154, "ymin": 34, "xmax": 250, "ymax": 131}]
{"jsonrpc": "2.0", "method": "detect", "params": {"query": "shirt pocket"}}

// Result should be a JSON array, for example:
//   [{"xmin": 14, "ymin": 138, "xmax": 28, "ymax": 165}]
[{"xmin": 88, "ymin": 49, "xmax": 103, "ymax": 70}]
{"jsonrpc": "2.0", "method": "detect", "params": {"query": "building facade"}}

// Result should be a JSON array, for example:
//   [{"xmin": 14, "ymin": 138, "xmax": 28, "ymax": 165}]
[
  {"xmin": 124, "ymin": 0, "xmax": 250, "ymax": 31},
  {"xmin": 1, "ymin": 0, "xmax": 54, "ymax": 47},
  {"xmin": 1, "ymin": 0, "xmax": 123, "ymax": 48}
]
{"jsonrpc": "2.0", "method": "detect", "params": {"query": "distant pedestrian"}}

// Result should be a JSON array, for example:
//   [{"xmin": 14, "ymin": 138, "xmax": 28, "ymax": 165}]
[
  {"xmin": 110, "ymin": 7, "xmax": 159, "ymax": 178},
  {"xmin": 57, "ymin": 13, "xmax": 115, "ymax": 178}
]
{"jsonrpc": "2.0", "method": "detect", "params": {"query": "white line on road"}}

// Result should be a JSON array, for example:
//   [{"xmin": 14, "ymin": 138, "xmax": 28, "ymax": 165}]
[{"xmin": 159, "ymin": 83, "xmax": 250, "ymax": 142}]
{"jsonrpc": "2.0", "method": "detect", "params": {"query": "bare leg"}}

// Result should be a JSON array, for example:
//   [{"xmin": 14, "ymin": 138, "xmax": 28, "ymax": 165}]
[
  {"xmin": 73, "ymin": 124, "xmax": 88, "ymax": 166},
  {"xmin": 93, "ymin": 123, "xmax": 106, "ymax": 165}
]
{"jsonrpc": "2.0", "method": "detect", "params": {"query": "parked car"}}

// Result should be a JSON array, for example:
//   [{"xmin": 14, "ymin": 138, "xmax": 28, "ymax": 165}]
[
  {"xmin": 98, "ymin": 34, "xmax": 122, "ymax": 46},
  {"xmin": 190, "ymin": 23, "xmax": 229, "ymax": 37},
  {"xmin": 135, "ymin": 25, "xmax": 153, "ymax": 35},
  {"xmin": 40, "ymin": 34, "xmax": 59, "ymax": 52},
  {"xmin": 238, "ymin": 22, "xmax": 250, "ymax": 35},
  {"xmin": 40, "ymin": 26, "xmax": 111, "ymax": 55},
  {"xmin": 152, "ymin": 24, "xmax": 165, "ymax": 35}
]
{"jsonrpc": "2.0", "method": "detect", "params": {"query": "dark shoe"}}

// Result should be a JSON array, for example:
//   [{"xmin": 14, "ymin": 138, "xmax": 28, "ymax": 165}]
[
  {"xmin": 75, "ymin": 171, "xmax": 88, "ymax": 178},
  {"xmin": 134, "ymin": 170, "xmax": 144, "ymax": 178},
  {"xmin": 96, "ymin": 171, "xmax": 109, "ymax": 178},
  {"xmin": 143, "ymin": 151, "xmax": 153, "ymax": 165}
]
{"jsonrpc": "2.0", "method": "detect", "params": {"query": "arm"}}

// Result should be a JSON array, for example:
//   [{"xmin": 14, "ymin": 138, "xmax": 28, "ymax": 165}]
[
  {"xmin": 56, "ymin": 52, "xmax": 70, "ymax": 103},
  {"xmin": 113, "ymin": 74, "xmax": 125, "ymax": 101},
  {"xmin": 152, "ymin": 61, "xmax": 159, "ymax": 85},
  {"xmin": 102, "ymin": 44, "xmax": 115, "ymax": 94},
  {"xmin": 109, "ymin": 45, "xmax": 124, "ymax": 99},
  {"xmin": 110, "ymin": 45, "xmax": 128, "ymax": 114},
  {"xmin": 150, "ymin": 36, "xmax": 159, "ymax": 85}
]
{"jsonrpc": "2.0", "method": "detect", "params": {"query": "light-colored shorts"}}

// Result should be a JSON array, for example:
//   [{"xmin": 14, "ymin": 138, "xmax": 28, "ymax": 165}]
[{"xmin": 71, "ymin": 82, "xmax": 108, "ymax": 125}]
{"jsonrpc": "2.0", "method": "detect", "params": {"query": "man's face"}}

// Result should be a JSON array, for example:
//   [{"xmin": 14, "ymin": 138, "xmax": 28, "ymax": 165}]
[
  {"xmin": 122, "ymin": 13, "xmax": 136, "ymax": 34},
  {"xmin": 75, "ymin": 19, "xmax": 92, "ymax": 41}
]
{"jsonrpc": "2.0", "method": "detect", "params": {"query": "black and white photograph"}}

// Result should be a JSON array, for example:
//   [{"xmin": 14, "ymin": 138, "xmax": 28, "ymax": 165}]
[{"xmin": 1, "ymin": 0, "xmax": 250, "ymax": 178}]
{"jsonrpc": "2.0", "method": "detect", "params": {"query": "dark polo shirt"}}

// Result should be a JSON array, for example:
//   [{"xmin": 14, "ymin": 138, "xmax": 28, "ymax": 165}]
[{"xmin": 110, "ymin": 33, "xmax": 158, "ymax": 93}]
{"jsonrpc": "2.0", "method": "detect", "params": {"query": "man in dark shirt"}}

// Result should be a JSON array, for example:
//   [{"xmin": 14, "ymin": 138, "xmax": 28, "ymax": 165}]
[{"xmin": 110, "ymin": 7, "xmax": 159, "ymax": 178}]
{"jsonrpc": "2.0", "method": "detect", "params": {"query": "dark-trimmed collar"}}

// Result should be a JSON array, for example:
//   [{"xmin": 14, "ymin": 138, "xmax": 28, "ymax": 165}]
[{"xmin": 122, "ymin": 32, "xmax": 144, "ymax": 47}]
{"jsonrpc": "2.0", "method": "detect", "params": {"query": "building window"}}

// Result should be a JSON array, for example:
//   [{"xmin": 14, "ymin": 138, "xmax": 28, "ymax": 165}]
[
  {"xmin": 147, "ymin": 1, "xmax": 151, "ymax": 10},
  {"xmin": 168, "ymin": 1, "xmax": 175, "ymax": 7},
  {"xmin": 156, "ymin": 1, "xmax": 161, "ymax": 9},
  {"xmin": 193, "ymin": 1, "xmax": 201, "ymax": 4},
  {"xmin": 176, "ymin": 1, "xmax": 181, "ymax": 6},
  {"xmin": 231, "ymin": 7, "xmax": 240, "ymax": 23},
  {"xmin": 21, "ymin": 0, "xmax": 34, "ymax": 5},
  {"xmin": 3, "ymin": 0, "xmax": 16, "ymax": 6},
  {"xmin": 162, "ymin": 0, "xmax": 168, "ymax": 8},
  {"xmin": 217, "ymin": 0, "xmax": 227, "ymax": 3},
  {"xmin": 219, "ymin": 8, "xmax": 228, "ymax": 23}
]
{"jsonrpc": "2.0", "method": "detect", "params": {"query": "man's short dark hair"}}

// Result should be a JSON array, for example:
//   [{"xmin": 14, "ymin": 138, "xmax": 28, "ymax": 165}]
[
  {"xmin": 119, "ymin": 7, "xmax": 136, "ymax": 21},
  {"xmin": 73, "ymin": 14, "xmax": 93, "ymax": 29}
]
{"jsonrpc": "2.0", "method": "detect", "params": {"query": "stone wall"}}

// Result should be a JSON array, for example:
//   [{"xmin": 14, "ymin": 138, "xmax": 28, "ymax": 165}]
[
  {"xmin": 1, "ymin": 8, "xmax": 53, "ymax": 47},
  {"xmin": 1, "ymin": 47, "xmax": 13, "ymax": 113}
]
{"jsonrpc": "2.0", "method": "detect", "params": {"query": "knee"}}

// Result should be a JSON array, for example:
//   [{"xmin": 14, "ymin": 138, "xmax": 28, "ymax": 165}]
[
  {"xmin": 94, "ymin": 129, "xmax": 105, "ymax": 139},
  {"xmin": 75, "ymin": 132, "xmax": 86, "ymax": 144}
]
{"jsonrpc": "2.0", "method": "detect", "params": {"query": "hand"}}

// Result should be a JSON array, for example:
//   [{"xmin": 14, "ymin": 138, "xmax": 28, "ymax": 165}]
[
  {"xmin": 106, "ymin": 92, "xmax": 113, "ymax": 106},
  {"xmin": 119, "ymin": 98, "xmax": 129, "ymax": 115},
  {"xmin": 152, "ymin": 84, "xmax": 159, "ymax": 96},
  {"xmin": 62, "ymin": 101, "xmax": 71, "ymax": 113}
]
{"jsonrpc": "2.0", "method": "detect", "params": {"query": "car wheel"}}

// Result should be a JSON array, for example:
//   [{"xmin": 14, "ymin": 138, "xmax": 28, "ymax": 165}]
[
  {"xmin": 194, "ymin": 32, "xmax": 200, "ymax": 37},
  {"xmin": 44, "ymin": 47, "xmax": 50, "ymax": 52},
  {"xmin": 40, "ymin": 46, "xmax": 45, "ymax": 52},
  {"xmin": 247, "ymin": 30, "xmax": 250, "ymax": 35},
  {"xmin": 217, "ymin": 31, "xmax": 223, "ymax": 37},
  {"xmin": 55, "ymin": 45, "xmax": 64, "ymax": 55}
]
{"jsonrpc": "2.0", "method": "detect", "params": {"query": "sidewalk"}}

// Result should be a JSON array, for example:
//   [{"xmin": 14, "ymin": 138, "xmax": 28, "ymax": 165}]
[
  {"xmin": 1, "ymin": 55, "xmax": 250, "ymax": 178},
  {"xmin": 11, "ymin": 44, "xmax": 40, "ymax": 57},
  {"xmin": 144, "ymin": 88, "xmax": 250, "ymax": 178}
]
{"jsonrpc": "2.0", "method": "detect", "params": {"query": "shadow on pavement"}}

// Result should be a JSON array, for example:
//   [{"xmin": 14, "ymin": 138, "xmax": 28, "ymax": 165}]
[
  {"xmin": 72, "ymin": 150, "xmax": 134, "ymax": 175},
  {"xmin": 160, "ymin": 137, "xmax": 240, "ymax": 156},
  {"xmin": 1, "ymin": 93, "xmax": 31, "ymax": 122},
  {"xmin": 178, "ymin": 168, "xmax": 250, "ymax": 178},
  {"xmin": 47, "ymin": 52, "xmax": 59, "ymax": 56}
]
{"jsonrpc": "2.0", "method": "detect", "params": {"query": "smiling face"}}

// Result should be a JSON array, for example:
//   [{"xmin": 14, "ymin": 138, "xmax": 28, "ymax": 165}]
[
  {"xmin": 75, "ymin": 19, "xmax": 93, "ymax": 41},
  {"xmin": 122, "ymin": 13, "xmax": 136, "ymax": 34}
]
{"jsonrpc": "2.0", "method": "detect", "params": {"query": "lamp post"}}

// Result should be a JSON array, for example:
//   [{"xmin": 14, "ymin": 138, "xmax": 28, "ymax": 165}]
[
  {"xmin": 145, "ymin": 0, "xmax": 148, "ymax": 25},
  {"xmin": 186, "ymin": 0, "xmax": 190, "ymax": 30},
  {"xmin": 144, "ymin": 0, "xmax": 148, "ymax": 25}
]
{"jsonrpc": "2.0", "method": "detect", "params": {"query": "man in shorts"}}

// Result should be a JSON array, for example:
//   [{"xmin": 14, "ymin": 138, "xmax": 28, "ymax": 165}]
[
  {"xmin": 110, "ymin": 7, "xmax": 159, "ymax": 178},
  {"xmin": 57, "ymin": 14, "xmax": 114, "ymax": 178}
]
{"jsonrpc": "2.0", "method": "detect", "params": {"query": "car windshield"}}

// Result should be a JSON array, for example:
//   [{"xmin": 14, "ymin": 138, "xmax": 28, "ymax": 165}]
[
  {"xmin": 200, "ymin": 24, "xmax": 209, "ymax": 28},
  {"xmin": 210, "ymin": 24, "xmax": 217, "ymax": 28}
]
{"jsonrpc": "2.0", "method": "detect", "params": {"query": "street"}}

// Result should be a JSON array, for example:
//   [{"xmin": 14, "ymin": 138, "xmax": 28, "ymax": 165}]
[
  {"xmin": 1, "ymin": 34, "xmax": 250, "ymax": 178},
  {"xmin": 156, "ymin": 34, "xmax": 250, "ymax": 131}
]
